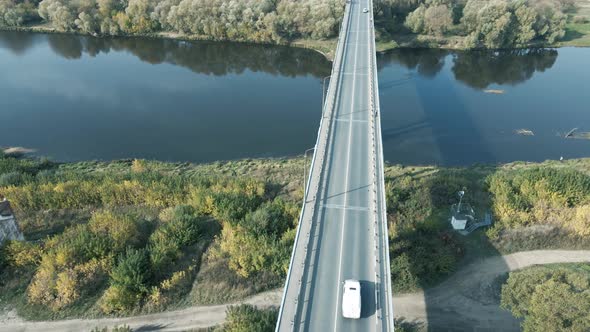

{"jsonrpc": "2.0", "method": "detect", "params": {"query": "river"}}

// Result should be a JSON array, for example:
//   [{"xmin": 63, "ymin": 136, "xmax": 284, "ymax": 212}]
[{"xmin": 1, "ymin": 31, "xmax": 588, "ymax": 166}]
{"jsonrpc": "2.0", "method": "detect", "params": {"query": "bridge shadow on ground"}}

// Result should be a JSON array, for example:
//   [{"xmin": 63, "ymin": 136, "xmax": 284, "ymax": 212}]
[
  {"xmin": 383, "ymin": 165, "xmax": 516, "ymax": 331},
  {"xmin": 377, "ymin": 48, "xmax": 558, "ymax": 166},
  {"xmin": 373, "ymin": 47, "xmax": 559, "ymax": 329}
]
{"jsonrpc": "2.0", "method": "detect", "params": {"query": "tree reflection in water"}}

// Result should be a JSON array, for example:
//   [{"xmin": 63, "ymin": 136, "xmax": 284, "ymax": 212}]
[
  {"xmin": 0, "ymin": 31, "xmax": 331, "ymax": 78},
  {"xmin": 378, "ymin": 48, "xmax": 558, "ymax": 89}
]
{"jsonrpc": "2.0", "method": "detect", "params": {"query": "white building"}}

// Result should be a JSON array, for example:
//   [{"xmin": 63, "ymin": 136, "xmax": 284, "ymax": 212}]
[
  {"xmin": 450, "ymin": 203, "xmax": 475, "ymax": 231},
  {"xmin": 0, "ymin": 198, "xmax": 23, "ymax": 244}
]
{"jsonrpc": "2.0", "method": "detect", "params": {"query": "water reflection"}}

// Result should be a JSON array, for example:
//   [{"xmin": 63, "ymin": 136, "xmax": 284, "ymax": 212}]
[
  {"xmin": 378, "ymin": 48, "xmax": 558, "ymax": 89},
  {"xmin": 378, "ymin": 49, "xmax": 449, "ymax": 78},
  {"xmin": 378, "ymin": 47, "xmax": 589, "ymax": 166},
  {"xmin": 0, "ymin": 30, "xmax": 329, "ymax": 163},
  {"xmin": 1, "ymin": 30, "xmax": 588, "ymax": 165},
  {"xmin": 0, "ymin": 31, "xmax": 40, "ymax": 55},
  {"xmin": 0, "ymin": 31, "xmax": 331, "ymax": 78},
  {"xmin": 452, "ymin": 49, "xmax": 558, "ymax": 89}
]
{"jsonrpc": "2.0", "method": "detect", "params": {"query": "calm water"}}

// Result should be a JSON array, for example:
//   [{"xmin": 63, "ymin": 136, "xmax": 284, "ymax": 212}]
[
  {"xmin": 1, "ymin": 31, "xmax": 589, "ymax": 165},
  {"xmin": 0, "ymin": 31, "xmax": 330, "ymax": 162},
  {"xmin": 378, "ymin": 48, "xmax": 590, "ymax": 165}
]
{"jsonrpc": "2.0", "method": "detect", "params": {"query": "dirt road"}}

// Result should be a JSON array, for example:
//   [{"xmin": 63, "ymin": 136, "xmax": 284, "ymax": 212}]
[
  {"xmin": 393, "ymin": 250, "xmax": 590, "ymax": 331},
  {"xmin": 1, "ymin": 250, "xmax": 588, "ymax": 332}
]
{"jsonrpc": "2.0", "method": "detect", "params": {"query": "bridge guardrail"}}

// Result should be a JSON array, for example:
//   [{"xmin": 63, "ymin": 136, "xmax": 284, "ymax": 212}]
[
  {"xmin": 367, "ymin": 0, "xmax": 395, "ymax": 330},
  {"xmin": 275, "ymin": 2, "xmax": 352, "ymax": 331}
]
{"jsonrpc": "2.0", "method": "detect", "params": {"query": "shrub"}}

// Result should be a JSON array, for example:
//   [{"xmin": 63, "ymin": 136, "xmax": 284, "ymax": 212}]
[
  {"xmin": 90, "ymin": 326, "xmax": 132, "ymax": 332},
  {"xmin": 573, "ymin": 15, "xmax": 588, "ymax": 24},
  {"xmin": 0, "ymin": 156, "xmax": 53, "ymax": 177},
  {"xmin": 1, "ymin": 240, "xmax": 43, "ymax": 268},
  {"xmin": 218, "ymin": 199, "xmax": 297, "ymax": 278},
  {"xmin": 89, "ymin": 210, "xmax": 142, "ymax": 253},
  {"xmin": 149, "ymin": 205, "xmax": 206, "ymax": 273},
  {"xmin": 0, "ymin": 171, "xmax": 28, "ymax": 186},
  {"xmin": 390, "ymin": 229, "xmax": 461, "ymax": 292},
  {"xmin": 0, "ymin": 157, "xmax": 295, "ymax": 316},
  {"xmin": 219, "ymin": 225, "xmax": 291, "ymax": 278},
  {"xmin": 487, "ymin": 168, "xmax": 590, "ymax": 232},
  {"xmin": 241, "ymin": 199, "xmax": 296, "ymax": 238},
  {"xmin": 26, "ymin": 211, "xmax": 141, "ymax": 311},
  {"xmin": 101, "ymin": 248, "xmax": 150, "ymax": 313},
  {"xmin": 501, "ymin": 265, "xmax": 590, "ymax": 331},
  {"xmin": 145, "ymin": 265, "xmax": 196, "ymax": 310},
  {"xmin": 224, "ymin": 304, "xmax": 278, "ymax": 332},
  {"xmin": 131, "ymin": 159, "xmax": 147, "ymax": 173}
]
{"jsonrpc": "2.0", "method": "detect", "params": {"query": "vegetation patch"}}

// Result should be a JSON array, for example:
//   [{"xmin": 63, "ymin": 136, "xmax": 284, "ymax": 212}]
[
  {"xmin": 386, "ymin": 159, "xmax": 590, "ymax": 293},
  {"xmin": 385, "ymin": 166, "xmax": 488, "ymax": 292},
  {"xmin": 560, "ymin": 0, "xmax": 590, "ymax": 46},
  {"xmin": 2, "ymin": 0, "xmax": 588, "ymax": 57},
  {"xmin": 3, "ymin": 154, "xmax": 590, "ymax": 320},
  {"xmin": 486, "ymin": 167, "xmax": 590, "ymax": 237},
  {"xmin": 0, "ymin": 0, "xmax": 344, "ymax": 46},
  {"xmin": 221, "ymin": 304, "xmax": 277, "ymax": 332},
  {"xmin": 0, "ymin": 156, "xmax": 302, "ymax": 319},
  {"xmin": 374, "ymin": 0, "xmax": 590, "ymax": 49},
  {"xmin": 501, "ymin": 263, "xmax": 590, "ymax": 331}
]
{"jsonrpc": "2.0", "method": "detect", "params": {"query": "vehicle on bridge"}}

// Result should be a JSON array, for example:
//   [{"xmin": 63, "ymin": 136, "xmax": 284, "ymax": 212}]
[
  {"xmin": 362, "ymin": 8, "xmax": 369, "ymax": 13},
  {"xmin": 342, "ymin": 279, "xmax": 361, "ymax": 319}
]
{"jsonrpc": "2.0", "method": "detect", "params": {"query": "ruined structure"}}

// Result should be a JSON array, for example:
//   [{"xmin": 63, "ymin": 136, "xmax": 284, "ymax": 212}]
[{"xmin": 0, "ymin": 198, "xmax": 23, "ymax": 244}]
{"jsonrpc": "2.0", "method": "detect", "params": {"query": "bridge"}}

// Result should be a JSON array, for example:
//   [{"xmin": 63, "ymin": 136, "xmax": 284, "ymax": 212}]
[{"xmin": 276, "ymin": 0, "xmax": 394, "ymax": 331}]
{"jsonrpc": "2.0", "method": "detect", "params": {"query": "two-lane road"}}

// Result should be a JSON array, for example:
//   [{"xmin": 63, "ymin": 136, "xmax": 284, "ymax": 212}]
[
  {"xmin": 296, "ymin": 0, "xmax": 383, "ymax": 331},
  {"xmin": 276, "ymin": 0, "xmax": 393, "ymax": 330}
]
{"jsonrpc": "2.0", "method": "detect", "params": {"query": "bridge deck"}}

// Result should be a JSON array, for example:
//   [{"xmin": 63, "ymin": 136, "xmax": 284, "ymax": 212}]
[{"xmin": 276, "ymin": 0, "xmax": 393, "ymax": 331}]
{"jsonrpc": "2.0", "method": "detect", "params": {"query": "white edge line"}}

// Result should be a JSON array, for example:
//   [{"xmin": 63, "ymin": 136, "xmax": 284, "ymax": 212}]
[
  {"xmin": 274, "ymin": 2, "xmax": 352, "ymax": 331},
  {"xmin": 332, "ymin": 1, "xmax": 362, "ymax": 330}
]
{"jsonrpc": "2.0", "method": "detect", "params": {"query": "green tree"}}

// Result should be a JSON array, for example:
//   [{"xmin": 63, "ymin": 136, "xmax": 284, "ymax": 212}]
[
  {"xmin": 524, "ymin": 279, "xmax": 590, "ymax": 331},
  {"xmin": 501, "ymin": 266, "xmax": 590, "ymax": 332},
  {"xmin": 148, "ymin": 205, "xmax": 205, "ymax": 273},
  {"xmin": 423, "ymin": 4, "xmax": 453, "ymax": 36},
  {"xmin": 405, "ymin": 4, "xmax": 426, "ymax": 33},
  {"xmin": 533, "ymin": 1, "xmax": 566, "ymax": 44},
  {"xmin": 101, "ymin": 247, "xmax": 150, "ymax": 313}
]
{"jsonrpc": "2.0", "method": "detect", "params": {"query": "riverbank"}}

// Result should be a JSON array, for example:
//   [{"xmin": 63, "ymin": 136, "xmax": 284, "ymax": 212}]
[
  {"xmin": 2, "ymin": 154, "xmax": 590, "ymax": 323},
  {"xmin": 373, "ymin": 11, "xmax": 590, "ymax": 52},
  {"xmin": 374, "ymin": 0, "xmax": 590, "ymax": 52},
  {"xmin": 0, "ymin": 24, "xmax": 339, "ymax": 61},
  {"xmin": 3, "ymin": 6, "xmax": 590, "ymax": 65},
  {"xmin": 2, "ymin": 250, "xmax": 588, "ymax": 331}
]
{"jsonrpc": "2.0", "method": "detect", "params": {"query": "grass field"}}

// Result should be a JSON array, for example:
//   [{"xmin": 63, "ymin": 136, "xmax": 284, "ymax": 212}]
[
  {"xmin": 3, "ymin": 155, "xmax": 590, "ymax": 319},
  {"xmin": 560, "ymin": 0, "xmax": 590, "ymax": 46}
]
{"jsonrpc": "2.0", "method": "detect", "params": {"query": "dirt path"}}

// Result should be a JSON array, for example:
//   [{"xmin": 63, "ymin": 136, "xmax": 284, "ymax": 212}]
[
  {"xmin": 394, "ymin": 250, "xmax": 590, "ymax": 331},
  {"xmin": 0, "ymin": 290, "xmax": 282, "ymax": 332},
  {"xmin": 1, "ymin": 250, "xmax": 588, "ymax": 332}
]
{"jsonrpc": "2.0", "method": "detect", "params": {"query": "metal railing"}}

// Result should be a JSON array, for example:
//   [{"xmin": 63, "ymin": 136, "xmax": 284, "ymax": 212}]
[
  {"xmin": 367, "ymin": 0, "xmax": 395, "ymax": 330},
  {"xmin": 276, "ymin": 0, "xmax": 395, "ymax": 330},
  {"xmin": 275, "ymin": 2, "xmax": 353, "ymax": 331}
]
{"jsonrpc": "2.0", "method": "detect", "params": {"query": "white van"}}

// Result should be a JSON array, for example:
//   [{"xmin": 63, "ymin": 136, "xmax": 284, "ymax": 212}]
[{"xmin": 342, "ymin": 279, "xmax": 361, "ymax": 319}]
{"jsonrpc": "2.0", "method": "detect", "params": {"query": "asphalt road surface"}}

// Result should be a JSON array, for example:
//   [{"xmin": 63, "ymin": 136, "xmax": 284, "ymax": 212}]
[
  {"xmin": 4, "ymin": 251, "xmax": 590, "ymax": 331},
  {"xmin": 277, "ymin": 0, "xmax": 391, "ymax": 330}
]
